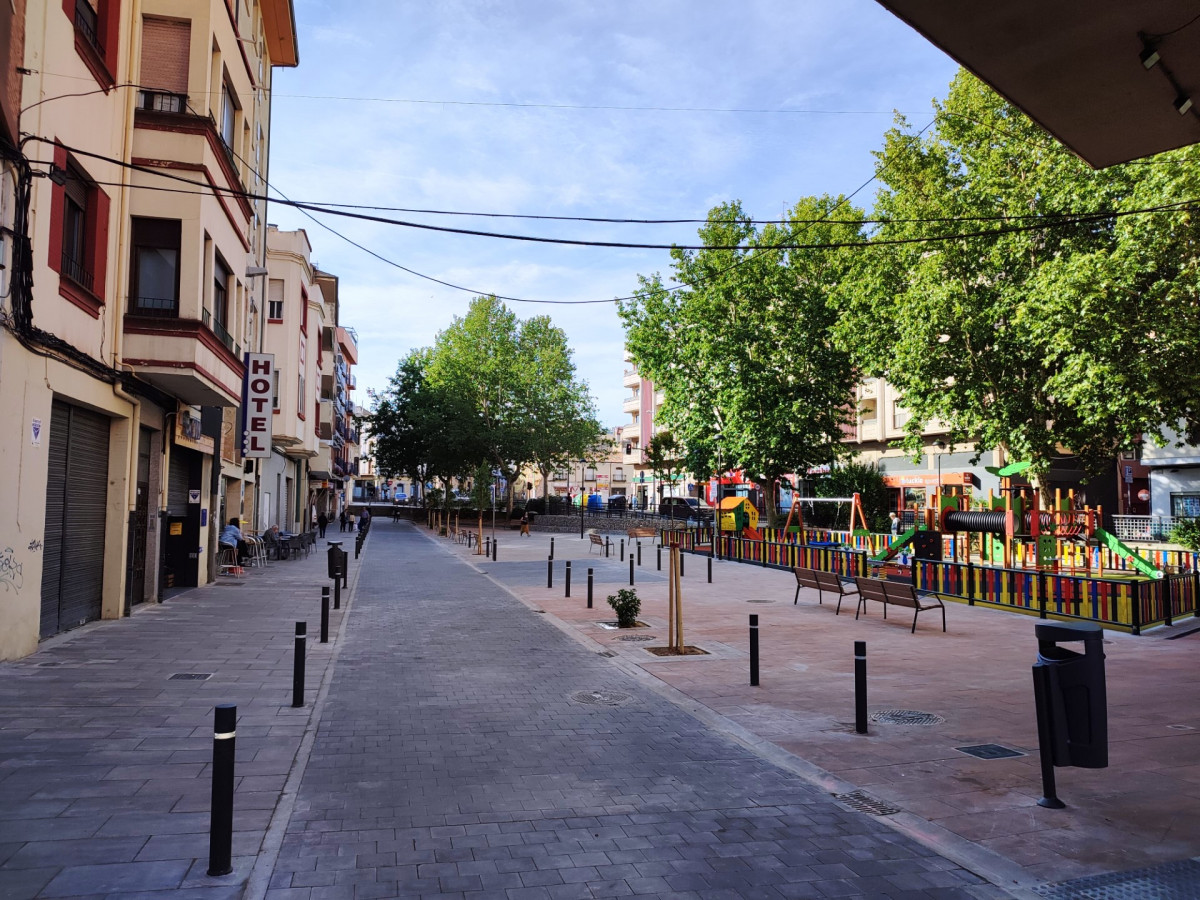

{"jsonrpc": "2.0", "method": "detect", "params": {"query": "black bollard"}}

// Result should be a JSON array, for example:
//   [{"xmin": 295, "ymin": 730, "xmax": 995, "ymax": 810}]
[
  {"xmin": 620, "ymin": 538, "xmax": 625, "ymax": 562},
  {"xmin": 657, "ymin": 545, "xmax": 662, "ymax": 571},
  {"xmin": 680, "ymin": 552, "xmax": 685, "ymax": 578},
  {"xmin": 1032, "ymin": 664, "xmax": 1066, "ymax": 809},
  {"xmin": 292, "ymin": 622, "xmax": 306, "ymax": 708},
  {"xmin": 320, "ymin": 587, "xmax": 330, "ymax": 643},
  {"xmin": 855, "ymin": 641, "xmax": 868, "ymax": 735},
  {"xmin": 750, "ymin": 615, "xmax": 760, "ymax": 686},
  {"xmin": 550, "ymin": 537, "xmax": 555, "ymax": 560},
  {"xmin": 355, "ymin": 538, "xmax": 360, "ymax": 559},
  {"xmin": 333, "ymin": 575, "xmax": 341, "ymax": 611},
  {"xmin": 492, "ymin": 538, "xmax": 497, "ymax": 562},
  {"xmin": 708, "ymin": 556, "xmax": 712, "ymax": 583},
  {"xmin": 342, "ymin": 553, "xmax": 348, "ymax": 590},
  {"xmin": 485, "ymin": 536, "xmax": 491, "ymax": 557},
  {"xmin": 587, "ymin": 568, "xmax": 594, "ymax": 609},
  {"xmin": 565, "ymin": 560, "xmax": 572, "ymax": 598},
  {"xmin": 637, "ymin": 541, "xmax": 642, "ymax": 566},
  {"xmin": 207, "ymin": 704, "xmax": 236, "ymax": 876},
  {"xmin": 629, "ymin": 555, "xmax": 635, "ymax": 586},
  {"xmin": 605, "ymin": 537, "xmax": 610, "ymax": 558},
  {"xmin": 547, "ymin": 556, "xmax": 553, "ymax": 589}
]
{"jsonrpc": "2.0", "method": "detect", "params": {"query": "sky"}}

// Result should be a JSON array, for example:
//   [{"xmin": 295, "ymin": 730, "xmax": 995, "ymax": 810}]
[{"xmin": 264, "ymin": 0, "xmax": 960, "ymax": 428}]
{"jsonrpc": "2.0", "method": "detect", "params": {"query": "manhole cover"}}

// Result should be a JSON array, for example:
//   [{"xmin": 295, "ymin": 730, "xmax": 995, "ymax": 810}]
[
  {"xmin": 956, "ymin": 743, "xmax": 1025, "ymax": 760},
  {"xmin": 617, "ymin": 635, "xmax": 656, "ymax": 642},
  {"xmin": 169, "ymin": 673, "xmax": 212, "ymax": 681},
  {"xmin": 870, "ymin": 709, "xmax": 944, "ymax": 726},
  {"xmin": 1034, "ymin": 858, "xmax": 1200, "ymax": 899},
  {"xmin": 569, "ymin": 690, "xmax": 632, "ymax": 706},
  {"xmin": 597, "ymin": 651, "xmax": 616, "ymax": 658},
  {"xmin": 832, "ymin": 790, "xmax": 901, "ymax": 816}
]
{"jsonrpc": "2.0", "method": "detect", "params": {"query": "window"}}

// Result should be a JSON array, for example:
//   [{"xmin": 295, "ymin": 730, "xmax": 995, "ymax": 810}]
[
  {"xmin": 893, "ymin": 401, "xmax": 911, "ymax": 429},
  {"xmin": 212, "ymin": 256, "xmax": 230, "ymax": 329},
  {"xmin": 220, "ymin": 81, "xmax": 237, "ymax": 149},
  {"xmin": 585, "ymin": 467, "xmax": 596, "ymax": 482},
  {"xmin": 298, "ymin": 374, "xmax": 305, "ymax": 417},
  {"xmin": 129, "ymin": 218, "xmax": 180, "ymax": 316},
  {"xmin": 1172, "ymin": 494, "xmax": 1200, "ymax": 518},
  {"xmin": 66, "ymin": 0, "xmax": 119, "ymax": 87},
  {"xmin": 272, "ymin": 370, "xmax": 280, "ymax": 411},
  {"xmin": 614, "ymin": 466, "xmax": 624, "ymax": 482},
  {"xmin": 138, "ymin": 18, "xmax": 190, "ymax": 112},
  {"xmin": 267, "ymin": 278, "xmax": 283, "ymax": 321},
  {"xmin": 48, "ymin": 146, "xmax": 110, "ymax": 315}
]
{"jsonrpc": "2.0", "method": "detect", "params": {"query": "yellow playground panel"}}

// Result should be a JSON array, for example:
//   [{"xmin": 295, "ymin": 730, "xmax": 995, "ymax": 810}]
[{"xmin": 718, "ymin": 496, "xmax": 758, "ymax": 532}]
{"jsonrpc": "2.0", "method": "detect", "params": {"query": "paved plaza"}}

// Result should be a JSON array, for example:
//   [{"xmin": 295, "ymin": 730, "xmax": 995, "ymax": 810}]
[{"xmin": 2, "ymin": 518, "xmax": 1199, "ymax": 898}]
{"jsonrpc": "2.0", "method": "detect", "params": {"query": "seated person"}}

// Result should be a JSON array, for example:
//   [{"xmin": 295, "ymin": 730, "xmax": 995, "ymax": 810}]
[
  {"xmin": 219, "ymin": 517, "xmax": 250, "ymax": 566},
  {"xmin": 263, "ymin": 524, "xmax": 283, "ymax": 559}
]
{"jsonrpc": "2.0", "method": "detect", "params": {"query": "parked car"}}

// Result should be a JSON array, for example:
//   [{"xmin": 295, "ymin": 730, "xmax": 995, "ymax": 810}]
[{"xmin": 658, "ymin": 497, "xmax": 713, "ymax": 522}]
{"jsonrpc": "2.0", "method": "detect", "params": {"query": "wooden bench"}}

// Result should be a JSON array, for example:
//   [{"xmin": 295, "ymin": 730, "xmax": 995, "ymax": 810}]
[
  {"xmin": 588, "ymin": 532, "xmax": 606, "ymax": 553},
  {"xmin": 627, "ymin": 526, "xmax": 657, "ymax": 540},
  {"xmin": 854, "ymin": 577, "xmax": 946, "ymax": 633},
  {"xmin": 793, "ymin": 566, "xmax": 859, "ymax": 615}
]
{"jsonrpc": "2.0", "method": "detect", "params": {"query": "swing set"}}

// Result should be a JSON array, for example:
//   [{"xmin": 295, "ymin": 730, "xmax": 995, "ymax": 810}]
[{"xmin": 782, "ymin": 492, "xmax": 870, "ymax": 538}]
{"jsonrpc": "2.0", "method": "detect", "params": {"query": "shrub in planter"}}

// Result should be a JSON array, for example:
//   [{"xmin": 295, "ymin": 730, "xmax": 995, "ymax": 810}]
[{"xmin": 607, "ymin": 588, "xmax": 641, "ymax": 628}]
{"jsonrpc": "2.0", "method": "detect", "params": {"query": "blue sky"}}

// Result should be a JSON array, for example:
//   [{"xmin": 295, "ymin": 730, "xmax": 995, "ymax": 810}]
[{"xmin": 265, "ymin": 1, "xmax": 959, "ymax": 426}]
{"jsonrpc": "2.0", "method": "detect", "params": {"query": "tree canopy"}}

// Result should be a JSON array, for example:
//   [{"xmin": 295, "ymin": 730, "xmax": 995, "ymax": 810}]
[
  {"xmin": 834, "ymin": 71, "xmax": 1200, "ymax": 478},
  {"xmin": 619, "ymin": 199, "xmax": 861, "ymax": 522}
]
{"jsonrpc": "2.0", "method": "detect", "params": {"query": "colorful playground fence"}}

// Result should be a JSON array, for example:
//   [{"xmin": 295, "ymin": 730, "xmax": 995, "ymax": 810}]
[{"xmin": 665, "ymin": 527, "xmax": 1200, "ymax": 634}]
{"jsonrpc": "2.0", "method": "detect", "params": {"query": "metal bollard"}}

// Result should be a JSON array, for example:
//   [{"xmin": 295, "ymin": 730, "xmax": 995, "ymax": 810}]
[
  {"xmin": 1032, "ymin": 663, "xmax": 1066, "ymax": 809},
  {"xmin": 629, "ymin": 555, "xmax": 635, "ymax": 586},
  {"xmin": 355, "ymin": 538, "xmax": 360, "ymax": 559},
  {"xmin": 605, "ymin": 537, "xmax": 610, "ymax": 558},
  {"xmin": 587, "ymin": 568, "xmax": 594, "ymax": 609},
  {"xmin": 708, "ymin": 557, "xmax": 712, "ymax": 583},
  {"xmin": 333, "ymin": 575, "xmax": 341, "ymax": 611},
  {"xmin": 750, "ymin": 615, "xmax": 760, "ymax": 686},
  {"xmin": 547, "ymin": 556, "xmax": 553, "ymax": 589},
  {"xmin": 485, "ymin": 536, "xmax": 491, "ymax": 557},
  {"xmin": 657, "ymin": 545, "xmax": 662, "ymax": 571},
  {"xmin": 637, "ymin": 541, "xmax": 642, "ymax": 566},
  {"xmin": 680, "ymin": 552, "xmax": 685, "ymax": 578},
  {"xmin": 620, "ymin": 538, "xmax": 625, "ymax": 562},
  {"xmin": 492, "ymin": 538, "xmax": 497, "ymax": 562},
  {"xmin": 342, "ymin": 554, "xmax": 348, "ymax": 590},
  {"xmin": 565, "ymin": 560, "xmax": 572, "ymax": 598},
  {"xmin": 855, "ymin": 641, "xmax": 868, "ymax": 735},
  {"xmin": 292, "ymin": 622, "xmax": 306, "ymax": 708},
  {"xmin": 207, "ymin": 704, "xmax": 236, "ymax": 876},
  {"xmin": 320, "ymin": 587, "xmax": 330, "ymax": 644},
  {"xmin": 550, "ymin": 537, "xmax": 555, "ymax": 560}
]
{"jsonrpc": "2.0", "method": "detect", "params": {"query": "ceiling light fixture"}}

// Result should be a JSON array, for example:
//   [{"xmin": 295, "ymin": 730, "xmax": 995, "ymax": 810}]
[
  {"xmin": 1175, "ymin": 94, "xmax": 1193, "ymax": 115},
  {"xmin": 1140, "ymin": 44, "xmax": 1161, "ymax": 69}
]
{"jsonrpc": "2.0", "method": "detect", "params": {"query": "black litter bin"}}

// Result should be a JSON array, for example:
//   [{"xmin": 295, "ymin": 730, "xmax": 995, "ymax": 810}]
[
  {"xmin": 326, "ymin": 542, "xmax": 346, "ymax": 579},
  {"xmin": 1034, "ymin": 621, "xmax": 1108, "ymax": 769}
]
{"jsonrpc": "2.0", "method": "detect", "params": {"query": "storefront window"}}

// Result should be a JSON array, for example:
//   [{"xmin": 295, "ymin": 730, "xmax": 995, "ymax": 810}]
[{"xmin": 1171, "ymin": 493, "xmax": 1200, "ymax": 518}]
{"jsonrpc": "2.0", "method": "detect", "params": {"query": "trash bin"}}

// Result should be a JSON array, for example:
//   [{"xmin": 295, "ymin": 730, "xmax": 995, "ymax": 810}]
[
  {"xmin": 1034, "ymin": 621, "xmax": 1108, "ymax": 769},
  {"xmin": 327, "ymin": 542, "xmax": 345, "ymax": 579}
]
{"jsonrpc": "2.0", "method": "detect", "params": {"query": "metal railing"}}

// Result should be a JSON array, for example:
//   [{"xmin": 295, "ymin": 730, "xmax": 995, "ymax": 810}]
[
  {"xmin": 130, "ymin": 295, "xmax": 178, "ymax": 317},
  {"xmin": 61, "ymin": 251, "xmax": 94, "ymax": 293},
  {"xmin": 74, "ymin": 0, "xmax": 100, "ymax": 50},
  {"xmin": 137, "ymin": 89, "xmax": 187, "ymax": 113},
  {"xmin": 1112, "ymin": 515, "xmax": 1181, "ymax": 542},
  {"xmin": 202, "ymin": 308, "xmax": 240, "ymax": 357}
]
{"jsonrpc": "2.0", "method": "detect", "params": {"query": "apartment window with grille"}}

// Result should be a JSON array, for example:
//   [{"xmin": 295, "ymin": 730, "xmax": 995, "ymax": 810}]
[
  {"xmin": 66, "ymin": 0, "xmax": 119, "ymax": 88},
  {"xmin": 48, "ymin": 146, "xmax": 110, "ymax": 317},
  {"xmin": 213, "ymin": 256, "xmax": 230, "ymax": 329},
  {"xmin": 220, "ymin": 80, "xmax": 237, "ymax": 149},
  {"xmin": 614, "ymin": 466, "xmax": 624, "ymax": 482},
  {"xmin": 267, "ymin": 278, "xmax": 283, "ymax": 321},
  {"xmin": 585, "ymin": 467, "xmax": 596, "ymax": 482},
  {"xmin": 75, "ymin": 0, "xmax": 99, "ymax": 47},
  {"xmin": 138, "ymin": 17, "xmax": 190, "ymax": 113},
  {"xmin": 130, "ymin": 218, "xmax": 180, "ymax": 316},
  {"xmin": 272, "ymin": 370, "xmax": 280, "ymax": 411}
]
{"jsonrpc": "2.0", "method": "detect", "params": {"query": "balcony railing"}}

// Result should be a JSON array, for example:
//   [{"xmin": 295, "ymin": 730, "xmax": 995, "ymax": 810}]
[
  {"xmin": 202, "ymin": 308, "xmax": 240, "ymax": 358},
  {"xmin": 61, "ymin": 251, "xmax": 94, "ymax": 293},
  {"xmin": 623, "ymin": 393, "xmax": 639, "ymax": 405},
  {"xmin": 74, "ymin": 0, "xmax": 100, "ymax": 51},
  {"xmin": 1112, "ymin": 515, "xmax": 1183, "ymax": 543},
  {"xmin": 130, "ymin": 295, "xmax": 179, "ymax": 317},
  {"xmin": 137, "ymin": 89, "xmax": 187, "ymax": 113}
]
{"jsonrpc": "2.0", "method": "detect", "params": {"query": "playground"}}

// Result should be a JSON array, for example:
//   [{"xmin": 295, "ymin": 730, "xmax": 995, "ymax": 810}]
[{"xmin": 682, "ymin": 475, "xmax": 1200, "ymax": 634}]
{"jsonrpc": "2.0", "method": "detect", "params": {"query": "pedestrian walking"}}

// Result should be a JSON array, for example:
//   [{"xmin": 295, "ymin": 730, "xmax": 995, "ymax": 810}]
[
  {"xmin": 889, "ymin": 511, "xmax": 900, "ymax": 537},
  {"xmin": 339, "ymin": 510, "xmax": 347, "ymax": 533},
  {"xmin": 519, "ymin": 511, "xmax": 530, "ymax": 536},
  {"xmin": 317, "ymin": 512, "xmax": 328, "ymax": 537}
]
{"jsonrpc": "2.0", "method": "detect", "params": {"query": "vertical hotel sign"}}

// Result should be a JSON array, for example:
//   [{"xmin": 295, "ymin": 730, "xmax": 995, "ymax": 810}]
[{"xmin": 242, "ymin": 353, "xmax": 275, "ymax": 457}]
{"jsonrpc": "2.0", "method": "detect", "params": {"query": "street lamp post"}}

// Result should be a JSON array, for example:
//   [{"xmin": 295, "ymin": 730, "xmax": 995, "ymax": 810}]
[{"xmin": 579, "ymin": 459, "xmax": 587, "ymax": 538}]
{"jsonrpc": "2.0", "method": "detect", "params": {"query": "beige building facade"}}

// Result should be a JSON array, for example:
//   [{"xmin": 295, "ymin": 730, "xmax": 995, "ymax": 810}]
[{"xmin": 0, "ymin": 0, "xmax": 298, "ymax": 659}]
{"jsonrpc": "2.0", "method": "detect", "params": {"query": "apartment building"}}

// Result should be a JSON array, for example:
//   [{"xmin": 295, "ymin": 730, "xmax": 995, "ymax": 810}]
[
  {"xmin": 0, "ymin": 0, "xmax": 298, "ymax": 659},
  {"xmin": 620, "ymin": 353, "xmax": 700, "ymax": 507},
  {"xmin": 306, "ymin": 266, "xmax": 358, "ymax": 521}
]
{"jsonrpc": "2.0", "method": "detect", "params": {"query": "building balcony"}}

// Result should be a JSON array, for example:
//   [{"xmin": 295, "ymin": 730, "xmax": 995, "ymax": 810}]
[
  {"xmin": 857, "ymin": 417, "xmax": 881, "ymax": 442},
  {"xmin": 622, "ymin": 366, "xmax": 640, "ymax": 388},
  {"xmin": 122, "ymin": 312, "xmax": 246, "ymax": 406},
  {"xmin": 623, "ymin": 393, "xmax": 640, "ymax": 413}
]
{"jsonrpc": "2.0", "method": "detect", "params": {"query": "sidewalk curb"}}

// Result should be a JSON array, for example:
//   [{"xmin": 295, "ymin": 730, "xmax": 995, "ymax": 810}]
[
  {"xmin": 241, "ymin": 528, "xmax": 371, "ymax": 900},
  {"xmin": 461, "ymin": 536, "xmax": 1040, "ymax": 900}
]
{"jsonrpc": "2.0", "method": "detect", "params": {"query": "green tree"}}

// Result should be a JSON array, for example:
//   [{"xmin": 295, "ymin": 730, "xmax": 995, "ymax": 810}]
[
  {"xmin": 811, "ymin": 458, "xmax": 891, "ymax": 532},
  {"xmin": 644, "ymin": 430, "xmax": 685, "ymax": 507},
  {"xmin": 834, "ymin": 70, "xmax": 1200, "ymax": 479},
  {"xmin": 620, "ymin": 199, "xmax": 861, "ymax": 524}
]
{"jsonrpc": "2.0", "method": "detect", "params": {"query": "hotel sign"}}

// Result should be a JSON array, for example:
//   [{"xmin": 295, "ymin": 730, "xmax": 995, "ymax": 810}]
[{"xmin": 242, "ymin": 353, "xmax": 275, "ymax": 458}]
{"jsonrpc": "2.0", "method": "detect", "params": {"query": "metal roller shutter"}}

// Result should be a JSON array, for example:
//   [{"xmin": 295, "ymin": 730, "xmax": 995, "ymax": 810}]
[
  {"xmin": 40, "ymin": 400, "xmax": 110, "ymax": 637},
  {"xmin": 167, "ymin": 450, "xmax": 192, "ymax": 515}
]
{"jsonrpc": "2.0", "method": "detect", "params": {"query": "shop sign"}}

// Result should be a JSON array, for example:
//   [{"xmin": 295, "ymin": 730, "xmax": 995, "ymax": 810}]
[
  {"xmin": 882, "ymin": 471, "xmax": 976, "ymax": 488},
  {"xmin": 241, "ymin": 353, "xmax": 275, "ymax": 458}
]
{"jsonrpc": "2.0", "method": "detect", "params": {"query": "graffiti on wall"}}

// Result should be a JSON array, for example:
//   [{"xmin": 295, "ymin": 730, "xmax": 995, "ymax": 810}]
[{"xmin": 0, "ymin": 547, "xmax": 24, "ymax": 593}]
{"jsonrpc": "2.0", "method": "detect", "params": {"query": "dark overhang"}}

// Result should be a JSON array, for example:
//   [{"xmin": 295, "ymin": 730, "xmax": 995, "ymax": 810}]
[{"xmin": 874, "ymin": 1, "xmax": 1200, "ymax": 168}]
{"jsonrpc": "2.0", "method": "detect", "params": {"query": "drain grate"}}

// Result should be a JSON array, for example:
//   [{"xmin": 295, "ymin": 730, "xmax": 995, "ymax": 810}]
[
  {"xmin": 870, "ymin": 709, "xmax": 944, "ymax": 726},
  {"xmin": 956, "ymin": 743, "xmax": 1025, "ymax": 760},
  {"xmin": 832, "ymin": 790, "xmax": 901, "ymax": 817},
  {"xmin": 569, "ymin": 689, "xmax": 632, "ymax": 706},
  {"xmin": 747, "ymin": 598, "xmax": 775, "ymax": 603},
  {"xmin": 169, "ymin": 673, "xmax": 212, "ymax": 681},
  {"xmin": 617, "ymin": 635, "xmax": 656, "ymax": 642},
  {"xmin": 1033, "ymin": 858, "xmax": 1200, "ymax": 898}
]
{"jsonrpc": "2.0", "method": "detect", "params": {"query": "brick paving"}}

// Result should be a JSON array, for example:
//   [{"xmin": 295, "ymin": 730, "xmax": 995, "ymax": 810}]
[{"xmin": 267, "ymin": 523, "xmax": 1000, "ymax": 899}]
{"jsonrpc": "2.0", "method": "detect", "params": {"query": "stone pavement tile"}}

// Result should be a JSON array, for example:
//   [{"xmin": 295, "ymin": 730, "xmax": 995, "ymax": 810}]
[{"xmin": 38, "ymin": 859, "xmax": 190, "ymax": 896}]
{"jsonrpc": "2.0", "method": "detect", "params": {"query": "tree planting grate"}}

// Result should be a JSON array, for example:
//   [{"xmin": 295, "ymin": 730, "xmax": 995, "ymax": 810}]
[
  {"xmin": 832, "ymin": 790, "xmax": 902, "ymax": 817},
  {"xmin": 956, "ymin": 743, "xmax": 1025, "ymax": 760},
  {"xmin": 169, "ymin": 673, "xmax": 212, "ymax": 681},
  {"xmin": 1033, "ymin": 858, "xmax": 1200, "ymax": 899},
  {"xmin": 569, "ymin": 690, "xmax": 632, "ymax": 706},
  {"xmin": 617, "ymin": 635, "xmax": 656, "ymax": 642},
  {"xmin": 870, "ymin": 709, "xmax": 945, "ymax": 726}
]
